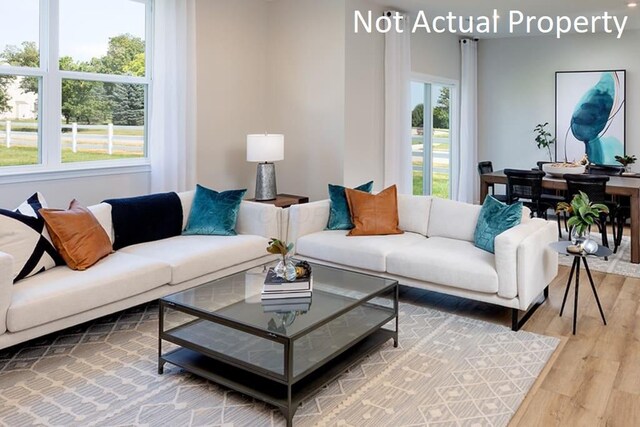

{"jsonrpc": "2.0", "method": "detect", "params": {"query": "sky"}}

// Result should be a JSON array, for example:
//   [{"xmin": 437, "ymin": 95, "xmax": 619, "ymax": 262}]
[{"xmin": 0, "ymin": 0, "xmax": 146, "ymax": 63}]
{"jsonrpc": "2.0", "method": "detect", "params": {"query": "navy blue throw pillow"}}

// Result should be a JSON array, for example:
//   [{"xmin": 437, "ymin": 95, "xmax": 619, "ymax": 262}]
[
  {"xmin": 474, "ymin": 196, "xmax": 522, "ymax": 253},
  {"xmin": 326, "ymin": 181, "xmax": 374, "ymax": 230},
  {"xmin": 104, "ymin": 192, "xmax": 183, "ymax": 250}
]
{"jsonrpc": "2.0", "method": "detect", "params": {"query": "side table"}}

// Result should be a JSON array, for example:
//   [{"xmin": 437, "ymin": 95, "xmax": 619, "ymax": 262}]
[
  {"xmin": 550, "ymin": 241, "xmax": 609, "ymax": 335},
  {"xmin": 247, "ymin": 194, "xmax": 309, "ymax": 208}
]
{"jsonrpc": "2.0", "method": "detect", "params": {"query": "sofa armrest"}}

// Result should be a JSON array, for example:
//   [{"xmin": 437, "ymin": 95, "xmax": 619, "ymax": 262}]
[
  {"xmin": 0, "ymin": 251, "xmax": 13, "ymax": 334},
  {"xmin": 287, "ymin": 200, "xmax": 330, "ymax": 247},
  {"xmin": 516, "ymin": 221, "xmax": 558, "ymax": 310},
  {"xmin": 236, "ymin": 201, "xmax": 282, "ymax": 239},
  {"xmin": 496, "ymin": 219, "xmax": 558, "ymax": 309}
]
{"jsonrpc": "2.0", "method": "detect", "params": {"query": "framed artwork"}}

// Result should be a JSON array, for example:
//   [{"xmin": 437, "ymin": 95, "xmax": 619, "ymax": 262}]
[{"xmin": 555, "ymin": 70, "xmax": 626, "ymax": 165}]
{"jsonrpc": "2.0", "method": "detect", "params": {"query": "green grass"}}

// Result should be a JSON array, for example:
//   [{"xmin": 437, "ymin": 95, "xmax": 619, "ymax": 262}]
[
  {"xmin": 413, "ymin": 171, "xmax": 449, "ymax": 199},
  {"xmin": 0, "ymin": 145, "xmax": 142, "ymax": 166}
]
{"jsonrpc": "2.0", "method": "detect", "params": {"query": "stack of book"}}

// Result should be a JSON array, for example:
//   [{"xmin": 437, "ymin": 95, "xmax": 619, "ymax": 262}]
[{"xmin": 261, "ymin": 268, "xmax": 312, "ymax": 312}]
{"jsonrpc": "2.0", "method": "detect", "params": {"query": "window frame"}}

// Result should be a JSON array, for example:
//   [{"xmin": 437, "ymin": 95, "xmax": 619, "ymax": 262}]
[
  {"xmin": 0, "ymin": 0, "xmax": 153, "ymax": 182},
  {"xmin": 410, "ymin": 72, "xmax": 459, "ymax": 199}
]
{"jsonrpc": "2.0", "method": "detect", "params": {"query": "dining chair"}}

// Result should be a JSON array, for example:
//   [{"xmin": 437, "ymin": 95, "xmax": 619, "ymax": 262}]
[
  {"xmin": 563, "ymin": 174, "xmax": 618, "ymax": 251},
  {"xmin": 587, "ymin": 164, "xmax": 624, "ymax": 176},
  {"xmin": 477, "ymin": 161, "xmax": 508, "ymax": 203},
  {"xmin": 587, "ymin": 164, "xmax": 627, "ymax": 253},
  {"xmin": 503, "ymin": 169, "xmax": 560, "ymax": 220}
]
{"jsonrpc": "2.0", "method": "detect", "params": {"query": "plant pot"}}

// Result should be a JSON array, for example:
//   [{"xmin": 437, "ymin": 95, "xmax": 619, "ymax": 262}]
[{"xmin": 570, "ymin": 226, "xmax": 597, "ymax": 254}]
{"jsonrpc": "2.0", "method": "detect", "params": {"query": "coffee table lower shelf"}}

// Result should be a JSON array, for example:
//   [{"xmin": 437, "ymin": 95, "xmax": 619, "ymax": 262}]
[{"xmin": 160, "ymin": 328, "xmax": 395, "ymax": 425}]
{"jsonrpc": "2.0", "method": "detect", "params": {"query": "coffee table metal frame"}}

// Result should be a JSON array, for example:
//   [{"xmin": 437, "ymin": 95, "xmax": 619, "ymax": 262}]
[{"xmin": 157, "ymin": 265, "xmax": 399, "ymax": 426}]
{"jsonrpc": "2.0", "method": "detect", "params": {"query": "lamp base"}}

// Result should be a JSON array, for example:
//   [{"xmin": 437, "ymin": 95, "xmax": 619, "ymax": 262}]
[{"xmin": 255, "ymin": 162, "xmax": 277, "ymax": 201}]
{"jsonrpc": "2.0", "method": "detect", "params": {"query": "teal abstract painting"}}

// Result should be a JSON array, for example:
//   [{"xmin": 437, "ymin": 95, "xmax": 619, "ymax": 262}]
[{"xmin": 556, "ymin": 70, "xmax": 625, "ymax": 165}]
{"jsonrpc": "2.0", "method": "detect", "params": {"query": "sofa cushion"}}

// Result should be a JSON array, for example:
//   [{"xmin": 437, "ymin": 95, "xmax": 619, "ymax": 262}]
[
  {"xmin": 296, "ymin": 230, "xmax": 425, "ymax": 272},
  {"xmin": 183, "ymin": 185, "xmax": 246, "ymax": 236},
  {"xmin": 119, "ymin": 235, "xmax": 270, "ymax": 284},
  {"xmin": 427, "ymin": 198, "xmax": 482, "ymax": 242},
  {"xmin": 474, "ymin": 196, "xmax": 522, "ymax": 253},
  {"xmin": 87, "ymin": 203, "xmax": 114, "ymax": 244},
  {"xmin": 104, "ymin": 192, "xmax": 183, "ymax": 250},
  {"xmin": 386, "ymin": 236, "xmax": 499, "ymax": 294},
  {"xmin": 326, "ymin": 181, "xmax": 373, "ymax": 230},
  {"xmin": 0, "ymin": 193, "xmax": 63, "ymax": 282},
  {"xmin": 40, "ymin": 200, "xmax": 113, "ymax": 271},
  {"xmin": 397, "ymin": 194, "xmax": 431, "ymax": 236},
  {"xmin": 7, "ymin": 252, "xmax": 171, "ymax": 332},
  {"xmin": 345, "ymin": 185, "xmax": 403, "ymax": 236}
]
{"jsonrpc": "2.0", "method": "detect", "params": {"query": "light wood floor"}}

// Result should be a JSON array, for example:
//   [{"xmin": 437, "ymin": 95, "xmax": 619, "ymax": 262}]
[{"xmin": 399, "ymin": 263, "xmax": 640, "ymax": 426}]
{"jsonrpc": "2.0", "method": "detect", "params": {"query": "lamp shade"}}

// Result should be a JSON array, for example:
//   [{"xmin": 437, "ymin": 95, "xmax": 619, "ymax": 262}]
[{"xmin": 246, "ymin": 134, "xmax": 284, "ymax": 162}]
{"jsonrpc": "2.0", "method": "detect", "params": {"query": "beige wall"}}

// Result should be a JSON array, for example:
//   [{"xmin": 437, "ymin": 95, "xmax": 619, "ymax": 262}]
[
  {"xmin": 411, "ymin": 32, "xmax": 461, "ymax": 82},
  {"xmin": 478, "ymin": 29, "xmax": 640, "ymax": 171},
  {"xmin": 344, "ymin": 0, "xmax": 385, "ymax": 190},
  {"xmin": 195, "ymin": 0, "xmax": 269, "ymax": 194},
  {"xmin": 266, "ymin": 0, "xmax": 346, "ymax": 201}
]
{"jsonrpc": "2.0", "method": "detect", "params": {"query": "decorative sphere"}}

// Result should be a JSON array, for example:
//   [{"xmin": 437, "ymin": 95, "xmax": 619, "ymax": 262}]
[{"xmin": 582, "ymin": 239, "xmax": 598, "ymax": 254}]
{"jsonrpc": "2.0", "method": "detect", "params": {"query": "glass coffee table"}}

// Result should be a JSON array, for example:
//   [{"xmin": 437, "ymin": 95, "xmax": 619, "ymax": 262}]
[{"xmin": 158, "ymin": 262, "xmax": 398, "ymax": 426}]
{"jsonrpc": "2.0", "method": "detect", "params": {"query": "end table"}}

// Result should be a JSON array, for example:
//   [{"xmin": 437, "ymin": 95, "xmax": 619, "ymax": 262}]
[
  {"xmin": 247, "ymin": 194, "xmax": 309, "ymax": 208},
  {"xmin": 550, "ymin": 241, "xmax": 609, "ymax": 335}
]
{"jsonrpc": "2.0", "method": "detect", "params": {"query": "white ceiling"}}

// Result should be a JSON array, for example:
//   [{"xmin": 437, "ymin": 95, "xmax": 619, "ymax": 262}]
[{"xmin": 368, "ymin": 0, "xmax": 640, "ymax": 37}]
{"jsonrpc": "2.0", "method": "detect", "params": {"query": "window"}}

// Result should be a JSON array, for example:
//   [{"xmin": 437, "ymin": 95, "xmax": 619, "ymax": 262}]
[
  {"xmin": 411, "ymin": 76, "xmax": 457, "ymax": 198},
  {"xmin": 0, "ymin": 0, "xmax": 151, "ymax": 174}
]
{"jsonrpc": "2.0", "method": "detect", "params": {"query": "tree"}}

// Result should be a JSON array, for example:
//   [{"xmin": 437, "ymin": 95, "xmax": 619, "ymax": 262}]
[
  {"xmin": 0, "ymin": 75, "xmax": 13, "ymax": 113},
  {"xmin": 433, "ymin": 87, "xmax": 450, "ymax": 129},
  {"xmin": 98, "ymin": 34, "xmax": 145, "ymax": 76},
  {"xmin": 412, "ymin": 103, "xmax": 424, "ymax": 128},
  {"xmin": 1, "ymin": 42, "xmax": 39, "ymax": 94},
  {"xmin": 111, "ymin": 83, "xmax": 144, "ymax": 126}
]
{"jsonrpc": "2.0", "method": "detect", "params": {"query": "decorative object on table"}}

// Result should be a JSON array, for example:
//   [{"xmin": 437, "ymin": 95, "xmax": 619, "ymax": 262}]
[
  {"xmin": 182, "ymin": 185, "xmax": 246, "ymax": 236},
  {"xmin": 247, "ymin": 194, "xmax": 309, "ymax": 208},
  {"xmin": 344, "ymin": 184, "xmax": 403, "ymax": 236},
  {"xmin": 326, "ymin": 181, "xmax": 374, "ymax": 230},
  {"xmin": 615, "ymin": 154, "xmax": 636, "ymax": 172},
  {"xmin": 246, "ymin": 133, "xmax": 284, "ymax": 201},
  {"xmin": 556, "ymin": 70, "xmax": 625, "ymax": 165},
  {"xmin": 541, "ymin": 161, "xmax": 586, "ymax": 177},
  {"xmin": 266, "ymin": 238, "xmax": 296, "ymax": 281},
  {"xmin": 534, "ymin": 122, "xmax": 555, "ymax": 161},
  {"xmin": 556, "ymin": 191, "xmax": 609, "ymax": 253},
  {"xmin": 473, "ymin": 195, "xmax": 522, "ymax": 253}
]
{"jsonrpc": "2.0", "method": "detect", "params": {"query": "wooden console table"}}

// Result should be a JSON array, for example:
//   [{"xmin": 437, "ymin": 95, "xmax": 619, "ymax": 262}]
[{"xmin": 481, "ymin": 170, "xmax": 640, "ymax": 264}]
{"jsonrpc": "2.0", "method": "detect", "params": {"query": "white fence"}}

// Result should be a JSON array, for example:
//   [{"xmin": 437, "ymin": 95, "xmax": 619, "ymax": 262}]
[{"xmin": 1, "ymin": 121, "xmax": 144, "ymax": 155}]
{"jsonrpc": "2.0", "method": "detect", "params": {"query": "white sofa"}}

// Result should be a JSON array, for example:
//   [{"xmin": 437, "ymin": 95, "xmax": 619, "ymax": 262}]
[
  {"xmin": 0, "ymin": 190, "xmax": 280, "ymax": 350},
  {"xmin": 286, "ymin": 195, "xmax": 558, "ymax": 330}
]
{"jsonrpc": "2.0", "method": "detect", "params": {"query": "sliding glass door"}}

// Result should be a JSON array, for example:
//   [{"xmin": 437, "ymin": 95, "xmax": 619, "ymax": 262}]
[{"xmin": 411, "ymin": 80, "xmax": 453, "ymax": 198}]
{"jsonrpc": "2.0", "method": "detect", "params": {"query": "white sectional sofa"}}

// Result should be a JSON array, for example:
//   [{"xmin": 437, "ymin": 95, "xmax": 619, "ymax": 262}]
[
  {"xmin": 0, "ymin": 190, "xmax": 280, "ymax": 350},
  {"xmin": 286, "ymin": 194, "xmax": 558, "ymax": 330}
]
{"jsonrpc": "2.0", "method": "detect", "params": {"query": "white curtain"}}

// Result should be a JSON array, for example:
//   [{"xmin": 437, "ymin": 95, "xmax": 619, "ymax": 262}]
[
  {"xmin": 454, "ymin": 38, "xmax": 478, "ymax": 203},
  {"xmin": 384, "ymin": 13, "xmax": 412, "ymax": 194},
  {"xmin": 149, "ymin": 0, "xmax": 197, "ymax": 193}
]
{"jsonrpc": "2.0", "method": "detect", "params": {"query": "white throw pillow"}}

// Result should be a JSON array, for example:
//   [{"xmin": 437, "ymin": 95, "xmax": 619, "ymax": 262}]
[{"xmin": 0, "ymin": 193, "xmax": 62, "ymax": 282}]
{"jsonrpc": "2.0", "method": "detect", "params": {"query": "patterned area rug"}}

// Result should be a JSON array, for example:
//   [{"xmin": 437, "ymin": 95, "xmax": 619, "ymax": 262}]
[
  {"xmin": 557, "ymin": 234, "xmax": 639, "ymax": 278},
  {"xmin": 0, "ymin": 302, "xmax": 559, "ymax": 426}
]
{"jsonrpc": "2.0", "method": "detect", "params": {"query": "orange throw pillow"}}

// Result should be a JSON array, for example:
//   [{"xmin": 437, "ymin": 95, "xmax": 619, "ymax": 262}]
[
  {"xmin": 345, "ymin": 185, "xmax": 404, "ymax": 236},
  {"xmin": 40, "ymin": 200, "xmax": 112, "ymax": 270}
]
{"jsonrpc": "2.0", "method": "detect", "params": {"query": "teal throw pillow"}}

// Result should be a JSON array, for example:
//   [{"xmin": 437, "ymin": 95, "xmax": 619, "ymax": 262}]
[
  {"xmin": 326, "ymin": 181, "xmax": 374, "ymax": 230},
  {"xmin": 183, "ymin": 185, "xmax": 247, "ymax": 236},
  {"xmin": 474, "ymin": 196, "xmax": 522, "ymax": 253}
]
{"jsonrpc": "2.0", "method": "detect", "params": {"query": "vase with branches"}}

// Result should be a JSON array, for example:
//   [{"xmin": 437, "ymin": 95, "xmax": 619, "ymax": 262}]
[{"xmin": 534, "ymin": 122, "xmax": 556, "ymax": 162}]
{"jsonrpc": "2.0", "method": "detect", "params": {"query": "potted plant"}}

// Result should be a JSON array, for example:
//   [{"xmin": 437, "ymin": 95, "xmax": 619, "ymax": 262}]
[
  {"xmin": 534, "ymin": 122, "xmax": 555, "ymax": 162},
  {"xmin": 556, "ymin": 191, "xmax": 609, "ymax": 253},
  {"xmin": 615, "ymin": 154, "xmax": 636, "ymax": 173}
]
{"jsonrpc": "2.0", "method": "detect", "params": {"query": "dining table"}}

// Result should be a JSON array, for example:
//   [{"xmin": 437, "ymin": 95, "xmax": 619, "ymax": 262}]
[{"xmin": 480, "ymin": 170, "xmax": 640, "ymax": 264}]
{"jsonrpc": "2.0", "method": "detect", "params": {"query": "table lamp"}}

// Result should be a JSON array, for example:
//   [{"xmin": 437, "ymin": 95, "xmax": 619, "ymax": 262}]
[{"xmin": 247, "ymin": 134, "xmax": 284, "ymax": 200}]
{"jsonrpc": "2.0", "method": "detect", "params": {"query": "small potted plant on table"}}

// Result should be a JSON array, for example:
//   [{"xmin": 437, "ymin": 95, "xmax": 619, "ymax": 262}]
[{"xmin": 556, "ymin": 191, "xmax": 609, "ymax": 253}]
